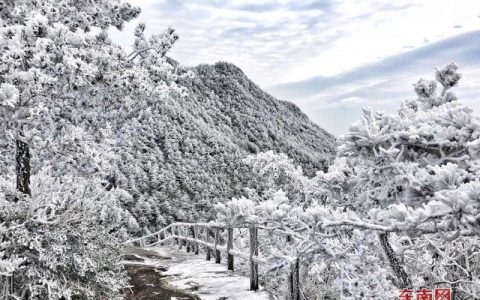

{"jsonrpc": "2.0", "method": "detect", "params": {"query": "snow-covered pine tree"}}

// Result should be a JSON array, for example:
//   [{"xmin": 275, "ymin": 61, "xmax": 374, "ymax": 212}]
[
  {"xmin": 242, "ymin": 151, "xmax": 314, "ymax": 205},
  {"xmin": 334, "ymin": 62, "xmax": 480, "ymax": 296},
  {"xmin": 0, "ymin": 0, "xmax": 140, "ymax": 198},
  {"xmin": 0, "ymin": 1, "xmax": 173, "ymax": 299}
]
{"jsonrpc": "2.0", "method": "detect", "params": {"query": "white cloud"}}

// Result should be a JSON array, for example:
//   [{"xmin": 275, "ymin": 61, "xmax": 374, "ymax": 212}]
[
  {"xmin": 111, "ymin": 1, "xmax": 480, "ymax": 135},
  {"xmin": 270, "ymin": 30, "xmax": 480, "ymax": 135},
  {"xmin": 288, "ymin": 0, "xmax": 480, "ymax": 82},
  {"xmin": 338, "ymin": 96, "xmax": 368, "ymax": 107},
  {"xmin": 112, "ymin": 0, "xmax": 480, "ymax": 87}
]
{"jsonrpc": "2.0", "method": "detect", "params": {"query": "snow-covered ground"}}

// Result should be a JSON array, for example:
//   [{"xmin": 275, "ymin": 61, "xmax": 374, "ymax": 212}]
[{"xmin": 124, "ymin": 246, "xmax": 271, "ymax": 300}]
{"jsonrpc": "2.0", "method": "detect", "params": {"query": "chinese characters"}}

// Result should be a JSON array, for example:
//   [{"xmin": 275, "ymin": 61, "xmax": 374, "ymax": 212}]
[{"xmin": 399, "ymin": 288, "xmax": 451, "ymax": 300}]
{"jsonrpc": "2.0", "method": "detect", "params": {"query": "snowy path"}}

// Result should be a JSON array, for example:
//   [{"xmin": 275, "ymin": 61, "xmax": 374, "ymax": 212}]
[{"xmin": 122, "ymin": 246, "xmax": 271, "ymax": 300}]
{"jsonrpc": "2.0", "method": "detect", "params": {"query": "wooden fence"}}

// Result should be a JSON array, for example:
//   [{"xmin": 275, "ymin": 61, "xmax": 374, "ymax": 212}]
[{"xmin": 124, "ymin": 222, "xmax": 301, "ymax": 300}]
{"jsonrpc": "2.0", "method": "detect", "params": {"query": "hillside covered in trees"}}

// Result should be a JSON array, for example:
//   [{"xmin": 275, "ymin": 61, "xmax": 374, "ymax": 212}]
[
  {"xmin": 0, "ymin": 58, "xmax": 336, "ymax": 232},
  {"xmin": 114, "ymin": 61, "xmax": 336, "ymax": 229}
]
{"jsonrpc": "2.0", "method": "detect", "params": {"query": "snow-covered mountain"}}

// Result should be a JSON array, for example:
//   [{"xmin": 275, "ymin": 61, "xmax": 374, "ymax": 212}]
[
  {"xmin": 0, "ymin": 60, "xmax": 335, "ymax": 230},
  {"xmin": 114, "ymin": 62, "xmax": 336, "ymax": 228},
  {"xmin": 185, "ymin": 62, "xmax": 336, "ymax": 174}
]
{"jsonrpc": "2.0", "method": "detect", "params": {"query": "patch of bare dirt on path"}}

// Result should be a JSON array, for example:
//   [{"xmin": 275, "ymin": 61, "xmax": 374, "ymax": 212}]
[
  {"xmin": 122, "ymin": 247, "xmax": 172, "ymax": 260},
  {"xmin": 122, "ymin": 247, "xmax": 199, "ymax": 300}
]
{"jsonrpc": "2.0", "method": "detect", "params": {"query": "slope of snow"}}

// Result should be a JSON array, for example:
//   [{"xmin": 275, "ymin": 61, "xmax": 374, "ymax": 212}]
[{"xmin": 146, "ymin": 246, "xmax": 271, "ymax": 300}]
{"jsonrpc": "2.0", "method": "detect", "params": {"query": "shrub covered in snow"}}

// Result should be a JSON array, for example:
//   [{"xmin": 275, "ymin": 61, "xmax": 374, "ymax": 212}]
[{"xmin": 0, "ymin": 170, "xmax": 140, "ymax": 299}]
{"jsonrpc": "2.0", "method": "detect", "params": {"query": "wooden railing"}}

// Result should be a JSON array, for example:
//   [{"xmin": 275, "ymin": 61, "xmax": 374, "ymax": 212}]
[{"xmin": 124, "ymin": 222, "xmax": 301, "ymax": 300}]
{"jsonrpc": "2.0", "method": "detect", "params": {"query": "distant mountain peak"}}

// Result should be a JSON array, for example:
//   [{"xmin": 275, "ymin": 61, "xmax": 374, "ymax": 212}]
[
  {"xmin": 184, "ymin": 61, "xmax": 336, "ymax": 171},
  {"xmin": 212, "ymin": 61, "xmax": 246, "ymax": 75},
  {"xmin": 113, "ymin": 60, "xmax": 337, "ymax": 225}
]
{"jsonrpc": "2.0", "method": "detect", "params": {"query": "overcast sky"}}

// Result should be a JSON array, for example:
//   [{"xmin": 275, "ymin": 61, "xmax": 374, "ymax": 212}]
[{"xmin": 112, "ymin": 0, "xmax": 480, "ymax": 135}]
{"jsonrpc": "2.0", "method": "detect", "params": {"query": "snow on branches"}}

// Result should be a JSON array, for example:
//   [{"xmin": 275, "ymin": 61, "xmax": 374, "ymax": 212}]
[
  {"xmin": 0, "ymin": 0, "xmax": 184, "ymax": 299},
  {"xmin": 339, "ymin": 62, "xmax": 480, "ymax": 234},
  {"xmin": 215, "ymin": 152, "xmax": 394, "ymax": 298},
  {"xmin": 0, "ymin": 169, "xmax": 138, "ymax": 299}
]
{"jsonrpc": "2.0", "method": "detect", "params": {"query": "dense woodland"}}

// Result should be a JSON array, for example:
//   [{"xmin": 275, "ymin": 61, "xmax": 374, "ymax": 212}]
[
  {"xmin": 1, "ymin": 0, "xmax": 480, "ymax": 300},
  {"xmin": 114, "ymin": 61, "xmax": 336, "ymax": 229}
]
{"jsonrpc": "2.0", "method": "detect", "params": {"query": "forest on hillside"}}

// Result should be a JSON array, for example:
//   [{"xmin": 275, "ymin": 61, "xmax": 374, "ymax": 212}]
[{"xmin": 1, "ymin": 0, "xmax": 480, "ymax": 300}]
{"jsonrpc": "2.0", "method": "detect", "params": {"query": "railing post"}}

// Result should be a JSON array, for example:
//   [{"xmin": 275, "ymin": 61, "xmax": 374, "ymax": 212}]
[
  {"xmin": 288, "ymin": 257, "xmax": 300, "ymax": 300},
  {"xmin": 214, "ymin": 227, "xmax": 221, "ymax": 264},
  {"xmin": 186, "ymin": 225, "xmax": 191, "ymax": 253},
  {"xmin": 194, "ymin": 224, "xmax": 199, "ymax": 255},
  {"xmin": 205, "ymin": 227, "xmax": 211, "ymax": 261},
  {"xmin": 174, "ymin": 224, "xmax": 178, "ymax": 245},
  {"xmin": 183, "ymin": 226, "xmax": 188, "ymax": 251},
  {"xmin": 178, "ymin": 225, "xmax": 183, "ymax": 250},
  {"xmin": 249, "ymin": 225, "xmax": 259, "ymax": 291},
  {"xmin": 227, "ymin": 226, "xmax": 234, "ymax": 271}
]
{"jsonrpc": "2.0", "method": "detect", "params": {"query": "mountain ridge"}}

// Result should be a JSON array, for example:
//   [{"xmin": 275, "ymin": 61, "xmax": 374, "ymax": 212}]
[{"xmin": 111, "ymin": 61, "xmax": 337, "ymax": 228}]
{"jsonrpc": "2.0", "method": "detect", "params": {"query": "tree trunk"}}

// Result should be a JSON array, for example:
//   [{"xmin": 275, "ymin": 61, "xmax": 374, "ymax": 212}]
[
  {"xmin": 15, "ymin": 139, "xmax": 31, "ymax": 198},
  {"xmin": 379, "ymin": 232, "xmax": 411, "ymax": 288},
  {"xmin": 249, "ymin": 226, "xmax": 259, "ymax": 291},
  {"xmin": 288, "ymin": 258, "xmax": 300, "ymax": 300}
]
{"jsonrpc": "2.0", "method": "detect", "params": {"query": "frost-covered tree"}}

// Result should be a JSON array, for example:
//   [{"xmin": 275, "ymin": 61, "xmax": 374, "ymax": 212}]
[
  {"xmin": 328, "ymin": 62, "xmax": 480, "ymax": 296},
  {"xmin": 242, "ymin": 151, "xmax": 314, "ymax": 205},
  {"xmin": 0, "ymin": 1, "xmax": 162, "ymax": 298},
  {"xmin": 0, "ymin": 0, "xmax": 182, "ymax": 225},
  {"xmin": 0, "ymin": 0, "xmax": 140, "ymax": 197},
  {"xmin": 339, "ymin": 63, "xmax": 474, "ymax": 221}
]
